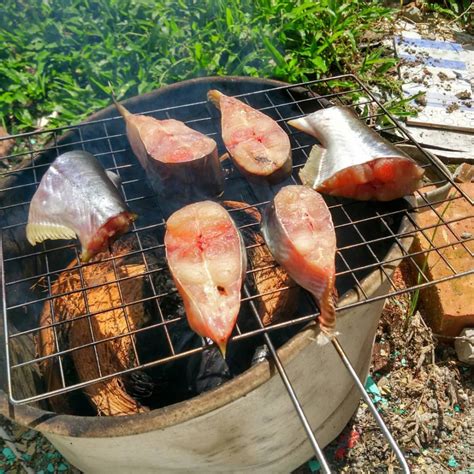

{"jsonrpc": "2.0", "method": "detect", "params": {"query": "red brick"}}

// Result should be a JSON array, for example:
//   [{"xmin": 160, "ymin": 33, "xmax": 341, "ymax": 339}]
[{"xmin": 411, "ymin": 182, "xmax": 473, "ymax": 336}]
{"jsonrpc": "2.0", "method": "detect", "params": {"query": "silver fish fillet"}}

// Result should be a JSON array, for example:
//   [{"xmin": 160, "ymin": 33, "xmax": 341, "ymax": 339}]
[
  {"xmin": 262, "ymin": 185, "xmax": 337, "ymax": 339},
  {"xmin": 27, "ymin": 151, "xmax": 136, "ymax": 262},
  {"xmin": 114, "ymin": 100, "xmax": 223, "ymax": 214},
  {"xmin": 288, "ymin": 106, "xmax": 425, "ymax": 201}
]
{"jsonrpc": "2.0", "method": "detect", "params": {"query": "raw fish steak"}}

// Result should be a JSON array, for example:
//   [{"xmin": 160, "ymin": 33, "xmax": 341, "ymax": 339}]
[
  {"xmin": 208, "ymin": 89, "xmax": 292, "ymax": 184},
  {"xmin": 114, "ymin": 100, "xmax": 223, "ymax": 213},
  {"xmin": 165, "ymin": 201, "xmax": 247, "ymax": 356},
  {"xmin": 26, "ymin": 150, "xmax": 136, "ymax": 262},
  {"xmin": 288, "ymin": 106, "xmax": 425, "ymax": 201},
  {"xmin": 262, "ymin": 185, "xmax": 337, "ymax": 339}
]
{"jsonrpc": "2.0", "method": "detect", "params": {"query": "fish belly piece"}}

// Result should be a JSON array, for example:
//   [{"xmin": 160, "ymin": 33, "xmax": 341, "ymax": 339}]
[
  {"xmin": 262, "ymin": 185, "xmax": 337, "ymax": 338},
  {"xmin": 288, "ymin": 106, "xmax": 425, "ymax": 201},
  {"xmin": 208, "ymin": 90, "xmax": 292, "ymax": 184},
  {"xmin": 114, "ymin": 101, "xmax": 223, "ymax": 213},
  {"xmin": 165, "ymin": 201, "xmax": 247, "ymax": 355},
  {"xmin": 26, "ymin": 151, "xmax": 136, "ymax": 262}
]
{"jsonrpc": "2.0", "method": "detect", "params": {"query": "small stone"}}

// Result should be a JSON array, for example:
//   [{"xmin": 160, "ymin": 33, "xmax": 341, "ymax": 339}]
[
  {"xmin": 453, "ymin": 163, "xmax": 474, "ymax": 184},
  {"xmin": 455, "ymin": 328, "xmax": 474, "ymax": 365},
  {"xmin": 405, "ymin": 6, "xmax": 423, "ymax": 22},
  {"xmin": 456, "ymin": 90, "xmax": 471, "ymax": 100},
  {"xmin": 415, "ymin": 94, "xmax": 427, "ymax": 106},
  {"xmin": 461, "ymin": 232, "xmax": 472, "ymax": 239}
]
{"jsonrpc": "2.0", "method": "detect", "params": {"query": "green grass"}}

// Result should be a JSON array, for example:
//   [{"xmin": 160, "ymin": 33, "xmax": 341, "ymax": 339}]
[{"xmin": 0, "ymin": 0, "xmax": 397, "ymax": 134}]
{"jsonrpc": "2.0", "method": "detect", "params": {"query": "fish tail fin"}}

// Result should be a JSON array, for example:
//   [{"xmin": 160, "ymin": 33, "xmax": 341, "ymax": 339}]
[
  {"xmin": 299, "ymin": 145, "xmax": 326, "ymax": 188},
  {"xmin": 217, "ymin": 340, "xmax": 227, "ymax": 359},
  {"xmin": 207, "ymin": 90, "xmax": 223, "ymax": 110},
  {"xmin": 315, "ymin": 273, "xmax": 338, "ymax": 345},
  {"xmin": 106, "ymin": 170, "xmax": 122, "ymax": 188}
]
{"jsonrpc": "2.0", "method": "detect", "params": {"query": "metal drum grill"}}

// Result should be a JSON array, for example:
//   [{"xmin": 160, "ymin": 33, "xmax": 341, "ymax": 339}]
[{"xmin": 0, "ymin": 75, "xmax": 472, "ymax": 473}]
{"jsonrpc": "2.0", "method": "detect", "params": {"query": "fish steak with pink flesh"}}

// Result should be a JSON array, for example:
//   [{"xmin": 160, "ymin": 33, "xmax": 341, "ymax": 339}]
[
  {"xmin": 262, "ymin": 185, "xmax": 337, "ymax": 339},
  {"xmin": 26, "ymin": 150, "xmax": 136, "ymax": 262},
  {"xmin": 115, "ymin": 100, "xmax": 223, "ymax": 214},
  {"xmin": 288, "ymin": 106, "xmax": 425, "ymax": 201},
  {"xmin": 208, "ymin": 89, "xmax": 292, "ymax": 184},
  {"xmin": 165, "ymin": 201, "xmax": 247, "ymax": 356}
]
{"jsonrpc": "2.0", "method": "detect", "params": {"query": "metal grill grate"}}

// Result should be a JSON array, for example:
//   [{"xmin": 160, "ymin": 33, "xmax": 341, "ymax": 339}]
[{"xmin": 1, "ymin": 75, "xmax": 472, "ymax": 472}]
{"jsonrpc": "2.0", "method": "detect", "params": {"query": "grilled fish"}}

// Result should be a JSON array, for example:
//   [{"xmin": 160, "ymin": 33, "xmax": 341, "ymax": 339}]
[
  {"xmin": 262, "ymin": 185, "xmax": 337, "ymax": 340},
  {"xmin": 208, "ymin": 89, "xmax": 292, "ymax": 184},
  {"xmin": 114, "ymin": 100, "xmax": 223, "ymax": 213},
  {"xmin": 288, "ymin": 106, "xmax": 425, "ymax": 201},
  {"xmin": 165, "ymin": 201, "xmax": 247, "ymax": 356},
  {"xmin": 26, "ymin": 151, "xmax": 136, "ymax": 262}
]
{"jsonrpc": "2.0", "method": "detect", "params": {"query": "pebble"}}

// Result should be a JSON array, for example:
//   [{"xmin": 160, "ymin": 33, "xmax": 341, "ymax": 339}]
[
  {"xmin": 461, "ymin": 232, "xmax": 472, "ymax": 239},
  {"xmin": 405, "ymin": 6, "xmax": 423, "ymax": 22}
]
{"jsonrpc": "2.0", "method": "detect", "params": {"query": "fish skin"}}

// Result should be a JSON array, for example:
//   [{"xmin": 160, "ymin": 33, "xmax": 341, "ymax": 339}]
[
  {"xmin": 165, "ymin": 201, "xmax": 247, "ymax": 356},
  {"xmin": 114, "ymin": 100, "xmax": 223, "ymax": 214},
  {"xmin": 26, "ymin": 151, "xmax": 136, "ymax": 262},
  {"xmin": 288, "ymin": 106, "xmax": 425, "ymax": 201},
  {"xmin": 261, "ymin": 185, "xmax": 337, "ymax": 338},
  {"xmin": 208, "ymin": 89, "xmax": 292, "ymax": 184}
]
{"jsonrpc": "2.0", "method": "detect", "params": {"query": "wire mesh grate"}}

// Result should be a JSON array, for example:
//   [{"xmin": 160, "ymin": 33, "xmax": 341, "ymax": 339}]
[{"xmin": 0, "ymin": 75, "xmax": 472, "ymax": 470}]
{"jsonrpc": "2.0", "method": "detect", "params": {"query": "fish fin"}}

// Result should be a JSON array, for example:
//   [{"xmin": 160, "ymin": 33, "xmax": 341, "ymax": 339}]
[
  {"xmin": 287, "ymin": 116, "xmax": 318, "ymax": 138},
  {"xmin": 207, "ymin": 90, "xmax": 223, "ymax": 110},
  {"xmin": 299, "ymin": 145, "xmax": 327, "ymax": 188},
  {"xmin": 106, "ymin": 170, "xmax": 122, "ymax": 188},
  {"xmin": 112, "ymin": 95, "xmax": 132, "ymax": 119},
  {"xmin": 26, "ymin": 222, "xmax": 76, "ymax": 246}
]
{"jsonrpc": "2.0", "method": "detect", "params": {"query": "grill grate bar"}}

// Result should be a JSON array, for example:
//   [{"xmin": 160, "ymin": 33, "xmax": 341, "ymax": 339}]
[{"xmin": 9, "ymin": 264, "xmax": 472, "ymax": 377}]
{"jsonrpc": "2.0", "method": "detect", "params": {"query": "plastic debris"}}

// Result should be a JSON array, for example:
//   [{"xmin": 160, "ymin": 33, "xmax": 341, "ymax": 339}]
[
  {"xmin": 365, "ymin": 375, "xmax": 387, "ymax": 405},
  {"xmin": 308, "ymin": 459, "xmax": 321, "ymax": 472},
  {"xmin": 447, "ymin": 455, "xmax": 458, "ymax": 468},
  {"xmin": 2, "ymin": 447, "xmax": 16, "ymax": 463}
]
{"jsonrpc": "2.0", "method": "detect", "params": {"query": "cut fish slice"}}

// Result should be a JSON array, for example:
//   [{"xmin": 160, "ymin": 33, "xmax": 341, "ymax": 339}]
[
  {"xmin": 288, "ymin": 106, "xmax": 425, "ymax": 201},
  {"xmin": 26, "ymin": 151, "xmax": 136, "ymax": 262},
  {"xmin": 262, "ymin": 185, "xmax": 337, "ymax": 339},
  {"xmin": 165, "ymin": 201, "xmax": 247, "ymax": 356},
  {"xmin": 208, "ymin": 89, "xmax": 292, "ymax": 184},
  {"xmin": 114, "ymin": 100, "xmax": 223, "ymax": 213}
]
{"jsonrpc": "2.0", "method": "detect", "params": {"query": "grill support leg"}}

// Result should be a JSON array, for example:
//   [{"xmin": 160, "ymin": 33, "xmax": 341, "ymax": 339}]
[{"xmin": 331, "ymin": 337, "xmax": 410, "ymax": 473}]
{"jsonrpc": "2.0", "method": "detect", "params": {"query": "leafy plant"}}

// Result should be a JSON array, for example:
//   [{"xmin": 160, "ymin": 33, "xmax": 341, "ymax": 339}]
[{"xmin": 1, "ymin": 0, "xmax": 396, "ymax": 134}]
